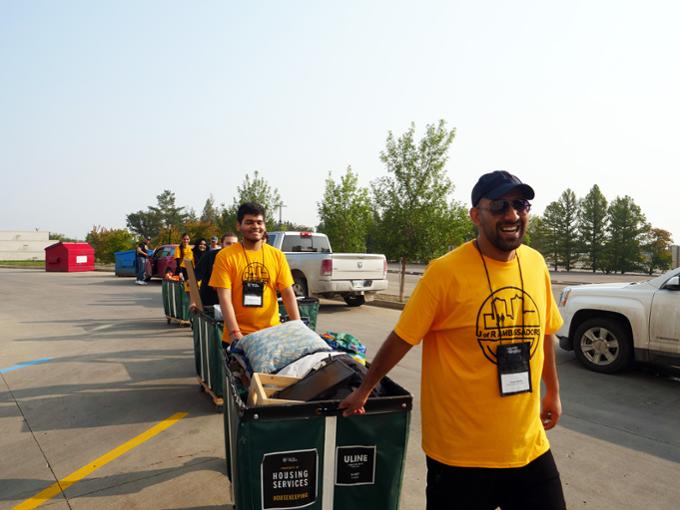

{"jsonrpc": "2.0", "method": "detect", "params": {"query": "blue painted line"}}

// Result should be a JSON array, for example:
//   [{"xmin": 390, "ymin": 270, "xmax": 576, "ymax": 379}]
[{"xmin": 0, "ymin": 357, "xmax": 53, "ymax": 374}]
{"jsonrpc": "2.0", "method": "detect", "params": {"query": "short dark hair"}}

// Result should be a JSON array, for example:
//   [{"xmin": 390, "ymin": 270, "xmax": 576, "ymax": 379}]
[
  {"xmin": 221, "ymin": 232, "xmax": 237, "ymax": 243},
  {"xmin": 237, "ymin": 202, "xmax": 266, "ymax": 223}
]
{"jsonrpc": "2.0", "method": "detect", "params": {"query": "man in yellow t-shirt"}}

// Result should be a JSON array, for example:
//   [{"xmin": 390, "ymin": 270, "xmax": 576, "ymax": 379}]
[
  {"xmin": 340, "ymin": 171, "xmax": 566, "ymax": 510},
  {"xmin": 209, "ymin": 202, "xmax": 300, "ymax": 343}
]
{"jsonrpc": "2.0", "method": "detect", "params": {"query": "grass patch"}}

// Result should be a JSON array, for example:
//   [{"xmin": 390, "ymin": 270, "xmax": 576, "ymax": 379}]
[{"xmin": 0, "ymin": 260, "xmax": 44, "ymax": 267}]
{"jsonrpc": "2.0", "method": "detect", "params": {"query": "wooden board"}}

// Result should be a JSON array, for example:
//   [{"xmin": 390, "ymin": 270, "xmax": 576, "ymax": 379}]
[
  {"xmin": 248, "ymin": 372, "xmax": 303, "ymax": 407},
  {"xmin": 184, "ymin": 260, "xmax": 203, "ymax": 312}
]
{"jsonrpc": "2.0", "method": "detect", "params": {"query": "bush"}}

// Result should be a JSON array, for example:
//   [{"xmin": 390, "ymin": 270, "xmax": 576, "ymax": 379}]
[{"xmin": 86, "ymin": 226, "xmax": 135, "ymax": 263}]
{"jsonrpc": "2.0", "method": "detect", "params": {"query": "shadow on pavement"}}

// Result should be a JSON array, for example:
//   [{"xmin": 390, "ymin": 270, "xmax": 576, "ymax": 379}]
[
  {"xmin": 0, "ymin": 346, "xmax": 221, "ymax": 431},
  {"xmin": 1, "ymin": 456, "xmax": 228, "ymax": 504},
  {"xmin": 14, "ymin": 317, "xmax": 190, "ymax": 342}
]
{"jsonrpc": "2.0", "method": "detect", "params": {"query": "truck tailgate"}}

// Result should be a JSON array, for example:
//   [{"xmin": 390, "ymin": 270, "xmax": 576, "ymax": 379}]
[{"xmin": 331, "ymin": 254, "xmax": 385, "ymax": 280}]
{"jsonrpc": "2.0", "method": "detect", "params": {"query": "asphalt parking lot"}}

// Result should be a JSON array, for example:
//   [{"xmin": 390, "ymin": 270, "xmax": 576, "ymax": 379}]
[
  {"xmin": 1, "ymin": 269, "xmax": 424, "ymax": 510},
  {"xmin": 1, "ymin": 268, "xmax": 679, "ymax": 510}
]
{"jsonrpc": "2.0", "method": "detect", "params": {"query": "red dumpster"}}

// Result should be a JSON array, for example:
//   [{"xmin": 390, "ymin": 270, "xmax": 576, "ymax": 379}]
[{"xmin": 45, "ymin": 242, "xmax": 95, "ymax": 272}]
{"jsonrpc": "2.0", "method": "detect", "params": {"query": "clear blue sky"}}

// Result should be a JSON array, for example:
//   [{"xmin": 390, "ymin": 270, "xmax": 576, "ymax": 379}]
[{"xmin": 2, "ymin": 1, "xmax": 678, "ymax": 243}]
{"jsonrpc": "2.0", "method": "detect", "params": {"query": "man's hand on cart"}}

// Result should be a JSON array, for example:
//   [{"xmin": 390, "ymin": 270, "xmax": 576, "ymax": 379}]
[
  {"xmin": 229, "ymin": 329, "xmax": 244, "ymax": 343},
  {"xmin": 339, "ymin": 387, "xmax": 370, "ymax": 417},
  {"xmin": 339, "ymin": 330, "xmax": 413, "ymax": 417}
]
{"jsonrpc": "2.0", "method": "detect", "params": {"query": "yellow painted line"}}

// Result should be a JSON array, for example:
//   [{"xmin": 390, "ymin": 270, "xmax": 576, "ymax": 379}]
[{"xmin": 13, "ymin": 412, "xmax": 188, "ymax": 510}]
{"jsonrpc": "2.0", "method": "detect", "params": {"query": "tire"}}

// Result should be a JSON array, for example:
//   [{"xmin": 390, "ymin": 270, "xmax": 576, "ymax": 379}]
[
  {"xmin": 343, "ymin": 294, "xmax": 365, "ymax": 307},
  {"xmin": 292, "ymin": 275, "xmax": 308, "ymax": 297},
  {"xmin": 573, "ymin": 317, "xmax": 633, "ymax": 373}
]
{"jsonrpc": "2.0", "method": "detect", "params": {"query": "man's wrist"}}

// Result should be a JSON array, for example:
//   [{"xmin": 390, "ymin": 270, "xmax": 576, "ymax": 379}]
[{"xmin": 356, "ymin": 381, "xmax": 375, "ymax": 398}]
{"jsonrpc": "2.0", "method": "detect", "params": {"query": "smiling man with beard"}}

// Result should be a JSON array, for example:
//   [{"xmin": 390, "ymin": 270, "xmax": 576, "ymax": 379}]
[{"xmin": 340, "ymin": 171, "xmax": 566, "ymax": 510}]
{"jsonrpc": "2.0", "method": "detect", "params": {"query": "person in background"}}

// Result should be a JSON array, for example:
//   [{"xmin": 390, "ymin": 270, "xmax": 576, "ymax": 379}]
[
  {"xmin": 173, "ymin": 232, "xmax": 193, "ymax": 280},
  {"xmin": 209, "ymin": 236, "xmax": 220, "ymax": 251},
  {"xmin": 340, "ymin": 170, "xmax": 565, "ymax": 510},
  {"xmin": 192, "ymin": 238, "xmax": 208, "ymax": 267},
  {"xmin": 209, "ymin": 202, "xmax": 299, "ymax": 344},
  {"xmin": 135, "ymin": 236, "xmax": 151, "ymax": 286},
  {"xmin": 192, "ymin": 232, "xmax": 239, "ymax": 310},
  {"xmin": 222, "ymin": 233, "xmax": 238, "ymax": 248}
]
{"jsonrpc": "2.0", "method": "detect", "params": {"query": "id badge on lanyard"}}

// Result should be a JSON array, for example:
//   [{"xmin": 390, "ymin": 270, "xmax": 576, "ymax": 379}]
[
  {"xmin": 242, "ymin": 281, "xmax": 264, "ymax": 307},
  {"xmin": 496, "ymin": 342, "xmax": 532, "ymax": 396}
]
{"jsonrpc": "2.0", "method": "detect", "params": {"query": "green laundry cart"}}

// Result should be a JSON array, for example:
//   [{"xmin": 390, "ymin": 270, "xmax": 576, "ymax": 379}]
[
  {"xmin": 192, "ymin": 308, "xmax": 226, "ymax": 409},
  {"xmin": 278, "ymin": 296, "xmax": 320, "ymax": 331},
  {"xmin": 223, "ymin": 362, "xmax": 412, "ymax": 510},
  {"xmin": 161, "ymin": 279, "xmax": 191, "ymax": 325}
]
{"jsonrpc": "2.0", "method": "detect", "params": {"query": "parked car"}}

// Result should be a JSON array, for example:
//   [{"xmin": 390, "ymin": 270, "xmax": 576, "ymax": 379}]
[
  {"xmin": 266, "ymin": 231, "xmax": 388, "ymax": 307},
  {"xmin": 557, "ymin": 267, "xmax": 680, "ymax": 373},
  {"xmin": 145, "ymin": 244, "xmax": 178, "ymax": 280}
]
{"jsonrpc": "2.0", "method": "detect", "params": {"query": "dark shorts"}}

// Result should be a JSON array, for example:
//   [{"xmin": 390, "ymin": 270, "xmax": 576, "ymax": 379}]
[{"xmin": 426, "ymin": 450, "xmax": 566, "ymax": 510}]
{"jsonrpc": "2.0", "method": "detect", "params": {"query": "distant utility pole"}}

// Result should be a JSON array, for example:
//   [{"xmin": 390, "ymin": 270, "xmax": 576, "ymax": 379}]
[{"xmin": 276, "ymin": 202, "xmax": 286, "ymax": 229}]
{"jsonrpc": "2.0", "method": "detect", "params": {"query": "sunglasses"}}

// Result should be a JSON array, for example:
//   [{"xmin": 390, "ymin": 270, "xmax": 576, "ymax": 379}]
[{"xmin": 478, "ymin": 199, "xmax": 531, "ymax": 215}]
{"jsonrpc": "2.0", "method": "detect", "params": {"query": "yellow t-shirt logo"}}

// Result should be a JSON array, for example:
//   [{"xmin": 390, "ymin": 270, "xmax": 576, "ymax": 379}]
[{"xmin": 475, "ymin": 286, "xmax": 541, "ymax": 364}]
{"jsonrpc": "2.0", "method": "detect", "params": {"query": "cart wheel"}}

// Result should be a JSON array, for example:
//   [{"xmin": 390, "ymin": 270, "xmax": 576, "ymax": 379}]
[
  {"xmin": 215, "ymin": 405, "xmax": 224, "ymax": 413},
  {"xmin": 166, "ymin": 317, "xmax": 171, "ymax": 324},
  {"xmin": 199, "ymin": 384, "xmax": 205, "ymax": 392}
]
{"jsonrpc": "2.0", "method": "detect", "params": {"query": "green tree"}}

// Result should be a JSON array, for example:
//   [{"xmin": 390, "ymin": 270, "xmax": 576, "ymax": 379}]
[
  {"xmin": 371, "ymin": 120, "xmax": 458, "ymax": 300},
  {"xmin": 641, "ymin": 227, "xmax": 673, "ymax": 275},
  {"xmin": 603, "ymin": 196, "xmax": 648, "ymax": 274},
  {"xmin": 557, "ymin": 189, "xmax": 579, "ymax": 271},
  {"xmin": 86, "ymin": 226, "xmax": 135, "ymax": 263},
  {"xmin": 540, "ymin": 190, "xmax": 579, "ymax": 271},
  {"xmin": 365, "ymin": 210, "xmax": 383, "ymax": 255},
  {"xmin": 577, "ymin": 184, "xmax": 608, "ymax": 272},
  {"xmin": 443, "ymin": 203, "xmax": 476, "ymax": 249},
  {"xmin": 127, "ymin": 190, "xmax": 188, "ymax": 243},
  {"xmin": 525, "ymin": 216, "xmax": 549, "ymax": 255},
  {"xmin": 216, "ymin": 205, "xmax": 237, "ymax": 235},
  {"xmin": 278, "ymin": 221, "xmax": 315, "ymax": 232},
  {"xmin": 317, "ymin": 167, "xmax": 374, "ymax": 252},
  {"xmin": 201, "ymin": 194, "xmax": 219, "ymax": 223},
  {"xmin": 125, "ymin": 209, "xmax": 162, "ymax": 240},
  {"xmin": 541, "ymin": 203, "xmax": 564, "ymax": 271},
  {"xmin": 149, "ymin": 190, "xmax": 189, "ymax": 243},
  {"xmin": 220, "ymin": 171, "xmax": 282, "ymax": 231},
  {"xmin": 49, "ymin": 232, "xmax": 81, "ymax": 242},
  {"xmin": 183, "ymin": 220, "xmax": 220, "ymax": 244},
  {"xmin": 185, "ymin": 207, "xmax": 198, "ymax": 223}
]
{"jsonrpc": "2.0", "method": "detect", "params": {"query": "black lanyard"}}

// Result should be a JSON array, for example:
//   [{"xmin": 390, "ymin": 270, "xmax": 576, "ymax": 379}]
[{"xmin": 474, "ymin": 241, "xmax": 525, "ymax": 343}]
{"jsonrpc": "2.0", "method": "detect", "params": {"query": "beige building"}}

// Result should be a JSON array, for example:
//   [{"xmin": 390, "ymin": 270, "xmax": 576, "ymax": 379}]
[{"xmin": 0, "ymin": 231, "xmax": 54, "ymax": 261}]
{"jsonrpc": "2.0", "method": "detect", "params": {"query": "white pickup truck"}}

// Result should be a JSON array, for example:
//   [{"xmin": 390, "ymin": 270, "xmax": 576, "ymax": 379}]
[
  {"xmin": 266, "ymin": 231, "xmax": 388, "ymax": 306},
  {"xmin": 557, "ymin": 267, "xmax": 680, "ymax": 373}
]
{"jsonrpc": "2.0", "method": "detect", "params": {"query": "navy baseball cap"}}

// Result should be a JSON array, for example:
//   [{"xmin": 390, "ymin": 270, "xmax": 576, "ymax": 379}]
[{"xmin": 471, "ymin": 170, "xmax": 535, "ymax": 206}]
